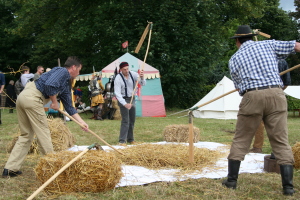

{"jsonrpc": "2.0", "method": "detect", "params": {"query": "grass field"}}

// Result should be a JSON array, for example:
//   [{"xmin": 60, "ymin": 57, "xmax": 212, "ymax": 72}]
[{"xmin": 0, "ymin": 108, "xmax": 300, "ymax": 199}]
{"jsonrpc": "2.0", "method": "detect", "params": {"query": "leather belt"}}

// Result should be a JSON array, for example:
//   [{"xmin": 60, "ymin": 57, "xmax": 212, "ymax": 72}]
[{"xmin": 242, "ymin": 85, "xmax": 281, "ymax": 96}]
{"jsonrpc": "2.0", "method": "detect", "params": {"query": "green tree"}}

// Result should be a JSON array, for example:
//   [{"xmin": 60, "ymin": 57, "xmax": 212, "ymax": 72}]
[
  {"xmin": 7, "ymin": 0, "xmax": 285, "ymax": 108},
  {"xmin": 0, "ymin": 0, "xmax": 33, "ymax": 76}
]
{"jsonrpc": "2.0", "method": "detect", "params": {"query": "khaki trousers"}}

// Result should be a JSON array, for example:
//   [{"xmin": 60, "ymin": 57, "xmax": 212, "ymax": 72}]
[
  {"xmin": 253, "ymin": 121, "xmax": 264, "ymax": 149},
  {"xmin": 5, "ymin": 82, "xmax": 53, "ymax": 171},
  {"xmin": 228, "ymin": 88, "xmax": 294, "ymax": 165}
]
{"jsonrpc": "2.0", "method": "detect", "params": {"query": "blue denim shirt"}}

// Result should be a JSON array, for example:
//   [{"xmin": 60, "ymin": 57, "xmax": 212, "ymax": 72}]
[{"xmin": 35, "ymin": 67, "xmax": 77, "ymax": 115}]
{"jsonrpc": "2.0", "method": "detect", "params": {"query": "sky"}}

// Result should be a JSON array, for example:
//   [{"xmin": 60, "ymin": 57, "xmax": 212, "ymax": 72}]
[{"xmin": 279, "ymin": 0, "xmax": 296, "ymax": 12}]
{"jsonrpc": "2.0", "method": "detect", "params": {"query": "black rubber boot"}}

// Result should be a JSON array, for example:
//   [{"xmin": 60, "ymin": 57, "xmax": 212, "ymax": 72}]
[
  {"xmin": 222, "ymin": 160, "xmax": 241, "ymax": 189},
  {"xmin": 280, "ymin": 165, "xmax": 294, "ymax": 196}
]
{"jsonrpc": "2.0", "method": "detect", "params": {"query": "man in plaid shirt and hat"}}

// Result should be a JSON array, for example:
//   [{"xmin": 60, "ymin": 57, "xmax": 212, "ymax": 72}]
[{"xmin": 222, "ymin": 25, "xmax": 300, "ymax": 196}]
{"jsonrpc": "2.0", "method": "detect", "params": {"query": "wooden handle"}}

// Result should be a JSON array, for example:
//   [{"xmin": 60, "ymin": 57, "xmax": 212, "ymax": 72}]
[
  {"xmin": 130, "ymin": 23, "xmax": 153, "ymax": 104},
  {"xmin": 279, "ymin": 64, "xmax": 300, "ymax": 75},
  {"xmin": 135, "ymin": 24, "xmax": 150, "ymax": 54},
  {"xmin": 258, "ymin": 31, "xmax": 271, "ymax": 38},
  {"xmin": 58, "ymin": 110, "xmax": 124, "ymax": 155},
  {"xmin": 195, "ymin": 89, "xmax": 238, "ymax": 109}
]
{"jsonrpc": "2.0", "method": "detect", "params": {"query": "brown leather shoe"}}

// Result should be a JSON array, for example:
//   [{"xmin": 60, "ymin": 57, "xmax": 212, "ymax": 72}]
[
  {"xmin": 249, "ymin": 147, "xmax": 262, "ymax": 153},
  {"xmin": 118, "ymin": 143, "xmax": 127, "ymax": 146},
  {"xmin": 128, "ymin": 141, "xmax": 136, "ymax": 145},
  {"xmin": 2, "ymin": 168, "xmax": 22, "ymax": 178}
]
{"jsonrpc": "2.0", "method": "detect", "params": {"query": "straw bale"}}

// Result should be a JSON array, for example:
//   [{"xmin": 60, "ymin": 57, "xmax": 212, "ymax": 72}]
[
  {"xmin": 35, "ymin": 150, "xmax": 123, "ymax": 194},
  {"xmin": 6, "ymin": 118, "xmax": 75, "ymax": 153},
  {"xmin": 117, "ymin": 143, "xmax": 224, "ymax": 170},
  {"xmin": 292, "ymin": 142, "xmax": 300, "ymax": 169},
  {"xmin": 163, "ymin": 124, "xmax": 200, "ymax": 143}
]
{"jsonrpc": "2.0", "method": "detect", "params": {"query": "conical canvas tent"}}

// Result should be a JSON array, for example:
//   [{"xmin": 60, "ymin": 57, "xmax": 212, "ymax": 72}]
[
  {"xmin": 191, "ymin": 76, "xmax": 242, "ymax": 119},
  {"xmin": 284, "ymin": 86, "xmax": 300, "ymax": 99},
  {"xmin": 76, "ymin": 53, "xmax": 166, "ymax": 117}
]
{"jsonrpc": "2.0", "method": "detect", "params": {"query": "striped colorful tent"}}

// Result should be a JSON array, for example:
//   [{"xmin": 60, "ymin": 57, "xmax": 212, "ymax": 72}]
[{"xmin": 103, "ymin": 53, "xmax": 166, "ymax": 117}]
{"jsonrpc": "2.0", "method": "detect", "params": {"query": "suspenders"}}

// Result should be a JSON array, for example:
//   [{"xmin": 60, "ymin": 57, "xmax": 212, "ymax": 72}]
[{"xmin": 118, "ymin": 72, "xmax": 135, "ymax": 98}]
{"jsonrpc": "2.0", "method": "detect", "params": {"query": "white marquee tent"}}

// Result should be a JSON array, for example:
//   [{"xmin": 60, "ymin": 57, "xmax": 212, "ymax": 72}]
[
  {"xmin": 191, "ymin": 76, "xmax": 242, "ymax": 119},
  {"xmin": 284, "ymin": 86, "xmax": 300, "ymax": 99}
]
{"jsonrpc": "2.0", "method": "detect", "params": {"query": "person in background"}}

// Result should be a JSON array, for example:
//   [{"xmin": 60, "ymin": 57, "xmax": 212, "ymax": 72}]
[
  {"xmin": 5, "ymin": 80, "xmax": 17, "ymax": 113},
  {"xmin": 33, "ymin": 66, "xmax": 44, "ymax": 81},
  {"xmin": 0, "ymin": 70, "xmax": 5, "ymax": 125},
  {"xmin": 114, "ymin": 62, "xmax": 146, "ymax": 146},
  {"xmin": 89, "ymin": 75, "xmax": 105, "ymax": 120},
  {"xmin": 21, "ymin": 66, "xmax": 34, "ymax": 87},
  {"xmin": 2, "ymin": 56, "xmax": 89, "ymax": 178},
  {"xmin": 222, "ymin": 25, "xmax": 300, "ymax": 196},
  {"xmin": 249, "ymin": 58, "xmax": 291, "ymax": 153}
]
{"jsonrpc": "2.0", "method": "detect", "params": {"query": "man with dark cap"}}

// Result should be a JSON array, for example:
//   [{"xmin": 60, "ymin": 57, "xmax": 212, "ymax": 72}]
[
  {"xmin": 0, "ymin": 70, "xmax": 5, "ymax": 124},
  {"xmin": 2, "ymin": 56, "xmax": 89, "ymax": 178},
  {"xmin": 222, "ymin": 25, "xmax": 300, "ymax": 196},
  {"xmin": 114, "ymin": 62, "xmax": 146, "ymax": 145}
]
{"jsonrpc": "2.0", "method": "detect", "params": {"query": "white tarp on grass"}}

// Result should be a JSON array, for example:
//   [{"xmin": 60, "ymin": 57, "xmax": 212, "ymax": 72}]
[{"xmin": 69, "ymin": 142, "xmax": 267, "ymax": 187}]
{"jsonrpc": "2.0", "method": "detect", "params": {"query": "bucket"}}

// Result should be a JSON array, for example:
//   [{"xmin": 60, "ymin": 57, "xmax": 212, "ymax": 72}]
[{"xmin": 264, "ymin": 155, "xmax": 280, "ymax": 174}]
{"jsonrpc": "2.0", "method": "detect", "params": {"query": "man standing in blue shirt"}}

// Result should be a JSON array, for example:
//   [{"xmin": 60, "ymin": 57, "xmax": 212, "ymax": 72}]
[
  {"xmin": 2, "ymin": 56, "xmax": 89, "ymax": 178},
  {"xmin": 0, "ymin": 70, "xmax": 5, "ymax": 125},
  {"xmin": 222, "ymin": 25, "xmax": 300, "ymax": 196}
]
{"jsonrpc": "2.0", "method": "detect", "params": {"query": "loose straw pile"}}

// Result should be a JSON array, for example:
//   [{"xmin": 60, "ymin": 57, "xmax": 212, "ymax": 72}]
[
  {"xmin": 292, "ymin": 142, "xmax": 300, "ymax": 169},
  {"xmin": 7, "ymin": 118, "xmax": 75, "ymax": 153},
  {"xmin": 111, "ymin": 99, "xmax": 121, "ymax": 120},
  {"xmin": 49, "ymin": 118, "xmax": 75, "ymax": 151},
  {"xmin": 117, "ymin": 143, "xmax": 224, "ymax": 171},
  {"xmin": 163, "ymin": 124, "xmax": 200, "ymax": 143},
  {"xmin": 34, "ymin": 150, "xmax": 123, "ymax": 194}
]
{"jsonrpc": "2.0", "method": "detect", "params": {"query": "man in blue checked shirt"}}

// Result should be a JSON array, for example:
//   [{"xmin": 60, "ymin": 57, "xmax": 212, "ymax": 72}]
[
  {"xmin": 2, "ymin": 56, "xmax": 89, "ymax": 178},
  {"xmin": 222, "ymin": 25, "xmax": 300, "ymax": 196}
]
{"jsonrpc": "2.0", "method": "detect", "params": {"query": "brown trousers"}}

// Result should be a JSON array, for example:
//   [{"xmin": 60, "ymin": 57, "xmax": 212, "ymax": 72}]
[
  {"xmin": 5, "ymin": 82, "xmax": 53, "ymax": 171},
  {"xmin": 253, "ymin": 121, "xmax": 264, "ymax": 149},
  {"xmin": 228, "ymin": 88, "xmax": 294, "ymax": 165}
]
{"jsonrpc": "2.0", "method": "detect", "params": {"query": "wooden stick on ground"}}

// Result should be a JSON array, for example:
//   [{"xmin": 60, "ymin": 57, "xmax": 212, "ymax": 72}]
[
  {"xmin": 27, "ymin": 144, "xmax": 96, "ymax": 200},
  {"xmin": 58, "ymin": 109, "xmax": 124, "ymax": 155}
]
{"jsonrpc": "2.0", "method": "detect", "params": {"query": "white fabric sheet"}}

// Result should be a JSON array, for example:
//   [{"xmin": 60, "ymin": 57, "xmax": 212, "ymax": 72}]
[{"xmin": 68, "ymin": 142, "xmax": 267, "ymax": 187}]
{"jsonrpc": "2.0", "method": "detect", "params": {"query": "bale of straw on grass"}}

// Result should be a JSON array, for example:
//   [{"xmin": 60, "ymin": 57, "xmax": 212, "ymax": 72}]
[
  {"xmin": 163, "ymin": 124, "xmax": 200, "ymax": 143},
  {"xmin": 35, "ymin": 150, "xmax": 123, "ymax": 194},
  {"xmin": 117, "ymin": 143, "xmax": 224, "ymax": 170},
  {"xmin": 292, "ymin": 142, "xmax": 300, "ymax": 169},
  {"xmin": 6, "ymin": 118, "xmax": 75, "ymax": 153}
]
